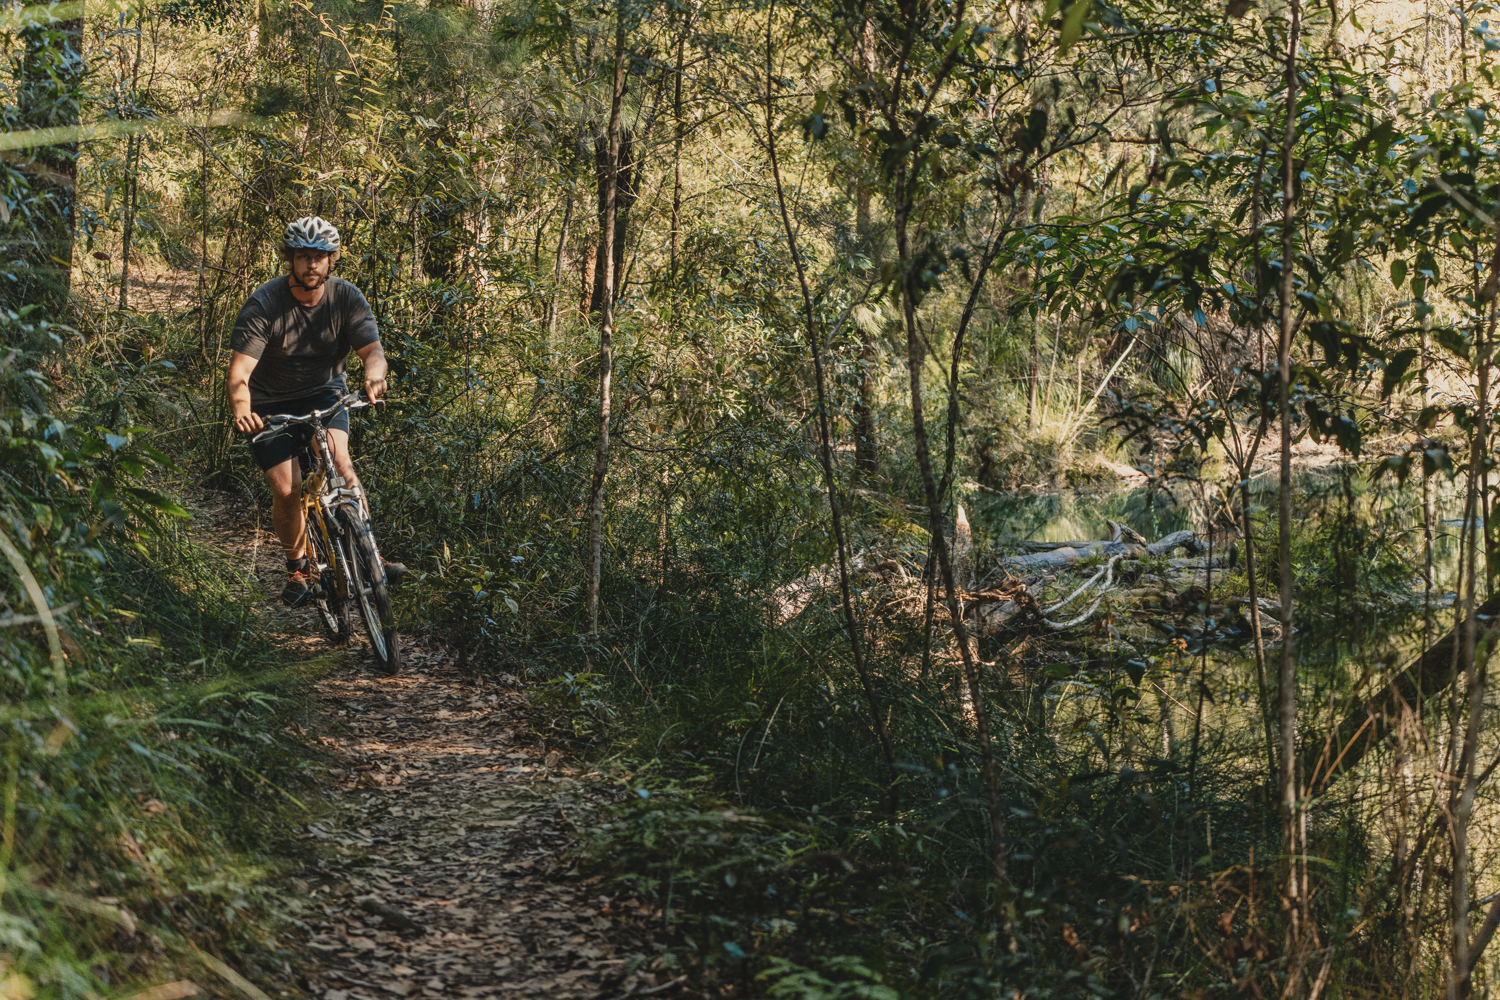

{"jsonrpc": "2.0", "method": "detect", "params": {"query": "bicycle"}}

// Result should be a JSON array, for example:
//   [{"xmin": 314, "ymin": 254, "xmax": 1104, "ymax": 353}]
[{"xmin": 252, "ymin": 392, "xmax": 401, "ymax": 675}]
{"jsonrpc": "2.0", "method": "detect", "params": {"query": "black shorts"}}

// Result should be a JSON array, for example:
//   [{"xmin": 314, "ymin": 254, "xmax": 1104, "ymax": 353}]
[{"xmin": 248, "ymin": 381, "xmax": 350, "ymax": 472}]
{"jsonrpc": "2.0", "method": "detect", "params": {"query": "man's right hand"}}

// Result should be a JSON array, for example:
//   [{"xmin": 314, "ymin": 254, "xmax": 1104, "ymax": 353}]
[{"xmin": 235, "ymin": 411, "xmax": 266, "ymax": 434}]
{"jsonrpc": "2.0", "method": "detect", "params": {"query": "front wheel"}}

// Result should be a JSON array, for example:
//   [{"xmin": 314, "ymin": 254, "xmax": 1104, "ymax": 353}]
[
  {"xmin": 308, "ymin": 509, "xmax": 351, "ymax": 643},
  {"xmin": 337, "ymin": 505, "xmax": 400, "ymax": 675}
]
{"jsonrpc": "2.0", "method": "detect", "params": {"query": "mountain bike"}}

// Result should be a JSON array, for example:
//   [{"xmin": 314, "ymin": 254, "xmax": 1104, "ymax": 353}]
[{"xmin": 252, "ymin": 392, "xmax": 400, "ymax": 675}]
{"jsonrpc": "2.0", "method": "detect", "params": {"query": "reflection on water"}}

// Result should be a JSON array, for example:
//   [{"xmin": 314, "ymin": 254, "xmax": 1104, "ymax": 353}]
[
  {"xmin": 968, "ymin": 471, "xmax": 1477, "ymax": 784},
  {"xmin": 972, "ymin": 484, "xmax": 1196, "ymax": 544}
]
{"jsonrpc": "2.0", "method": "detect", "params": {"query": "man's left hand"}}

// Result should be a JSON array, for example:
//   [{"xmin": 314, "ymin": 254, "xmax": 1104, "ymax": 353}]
[{"xmin": 365, "ymin": 375, "xmax": 388, "ymax": 403}]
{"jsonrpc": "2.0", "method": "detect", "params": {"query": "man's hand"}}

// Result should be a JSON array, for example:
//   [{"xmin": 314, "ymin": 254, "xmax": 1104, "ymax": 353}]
[
  {"xmin": 235, "ymin": 410, "xmax": 266, "ymax": 434},
  {"xmin": 356, "ymin": 341, "xmax": 389, "ymax": 404}
]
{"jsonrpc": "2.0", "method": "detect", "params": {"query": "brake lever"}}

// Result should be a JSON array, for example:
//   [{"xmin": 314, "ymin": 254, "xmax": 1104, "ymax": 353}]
[{"xmin": 251, "ymin": 420, "xmax": 288, "ymax": 443}]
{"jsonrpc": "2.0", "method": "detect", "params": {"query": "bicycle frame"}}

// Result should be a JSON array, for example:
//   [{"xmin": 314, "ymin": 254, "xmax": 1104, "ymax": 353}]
[
  {"xmin": 252, "ymin": 391, "xmax": 398, "ymax": 669},
  {"xmin": 256, "ymin": 394, "xmax": 371, "ymax": 607}
]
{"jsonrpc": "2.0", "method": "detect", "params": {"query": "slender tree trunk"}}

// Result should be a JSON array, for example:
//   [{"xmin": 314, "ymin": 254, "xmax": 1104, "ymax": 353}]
[
  {"xmin": 586, "ymin": 7, "xmax": 627, "ymax": 638},
  {"xmin": 855, "ymin": 326, "xmax": 879, "ymax": 474},
  {"xmin": 765, "ymin": 0, "xmax": 899, "ymax": 816},
  {"xmin": 898, "ymin": 161, "xmax": 1010, "ymax": 931},
  {"xmin": 1453, "ymin": 343, "xmax": 1488, "ymax": 1000},
  {"xmin": 197, "ymin": 127, "xmax": 211, "ymax": 366},
  {"xmin": 15, "ymin": 12, "xmax": 83, "ymax": 314},
  {"xmin": 1241, "ymin": 476, "xmax": 1277, "ymax": 786},
  {"xmin": 548, "ymin": 191, "xmax": 573, "ymax": 345},
  {"xmin": 118, "ymin": 133, "xmax": 140, "ymax": 313},
  {"xmin": 117, "ymin": 4, "xmax": 147, "ymax": 315},
  {"xmin": 853, "ymin": 19, "xmax": 878, "ymax": 475},
  {"xmin": 1452, "ymin": 250, "xmax": 1500, "ymax": 999},
  {"xmin": 1027, "ymin": 318, "xmax": 1039, "ymax": 433},
  {"xmin": 1424, "ymin": 314, "xmax": 1437, "ymax": 653},
  {"xmin": 854, "ymin": 181, "xmax": 879, "ymax": 475},
  {"xmin": 591, "ymin": 132, "xmax": 636, "ymax": 313},
  {"xmin": 670, "ymin": 9, "xmax": 688, "ymax": 273},
  {"xmin": 1276, "ymin": 0, "xmax": 1305, "ymax": 983}
]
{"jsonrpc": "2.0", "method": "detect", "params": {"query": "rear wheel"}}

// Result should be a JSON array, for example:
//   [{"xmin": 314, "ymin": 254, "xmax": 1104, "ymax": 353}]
[
  {"xmin": 338, "ymin": 505, "xmax": 399, "ymax": 675},
  {"xmin": 308, "ymin": 511, "xmax": 350, "ymax": 642}
]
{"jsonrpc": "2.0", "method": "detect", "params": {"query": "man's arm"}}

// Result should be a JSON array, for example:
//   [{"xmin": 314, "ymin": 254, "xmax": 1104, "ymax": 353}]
[
  {"xmin": 357, "ymin": 341, "xmax": 388, "ymax": 402},
  {"xmin": 228, "ymin": 352, "xmax": 264, "ymax": 433}
]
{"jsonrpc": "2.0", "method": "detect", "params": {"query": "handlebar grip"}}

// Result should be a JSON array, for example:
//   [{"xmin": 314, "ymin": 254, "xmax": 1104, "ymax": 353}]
[{"xmin": 250, "ymin": 417, "xmax": 289, "ymax": 443}]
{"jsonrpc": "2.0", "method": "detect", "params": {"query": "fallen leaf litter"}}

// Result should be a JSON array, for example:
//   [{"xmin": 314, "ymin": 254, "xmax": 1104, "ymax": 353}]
[{"xmin": 211, "ymin": 510, "xmax": 667, "ymax": 999}]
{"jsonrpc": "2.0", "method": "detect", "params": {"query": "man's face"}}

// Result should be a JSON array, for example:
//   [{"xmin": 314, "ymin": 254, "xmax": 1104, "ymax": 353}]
[{"xmin": 291, "ymin": 249, "xmax": 336, "ymax": 289}]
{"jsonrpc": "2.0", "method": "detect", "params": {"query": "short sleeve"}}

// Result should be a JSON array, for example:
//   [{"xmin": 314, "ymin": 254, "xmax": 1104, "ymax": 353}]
[
  {"xmin": 342, "ymin": 283, "xmax": 379, "ymax": 350},
  {"xmin": 230, "ymin": 293, "xmax": 270, "ymax": 359}
]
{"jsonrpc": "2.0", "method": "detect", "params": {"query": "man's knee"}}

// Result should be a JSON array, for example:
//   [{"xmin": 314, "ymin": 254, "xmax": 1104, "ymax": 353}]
[
  {"xmin": 265, "ymin": 466, "xmax": 301, "ymax": 504},
  {"xmin": 327, "ymin": 432, "xmax": 360, "ymax": 487}
]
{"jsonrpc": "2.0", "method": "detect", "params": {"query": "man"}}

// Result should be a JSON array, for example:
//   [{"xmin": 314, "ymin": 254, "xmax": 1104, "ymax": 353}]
[{"xmin": 227, "ymin": 216, "xmax": 405, "ymax": 606}]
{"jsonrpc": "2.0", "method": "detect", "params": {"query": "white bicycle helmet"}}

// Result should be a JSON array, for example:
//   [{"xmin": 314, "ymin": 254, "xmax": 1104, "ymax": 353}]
[{"xmin": 283, "ymin": 215, "xmax": 341, "ymax": 252}]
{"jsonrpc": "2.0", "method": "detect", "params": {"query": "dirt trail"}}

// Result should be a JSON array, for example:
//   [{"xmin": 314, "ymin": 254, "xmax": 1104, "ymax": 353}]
[{"xmin": 212, "ymin": 508, "xmax": 657, "ymax": 999}]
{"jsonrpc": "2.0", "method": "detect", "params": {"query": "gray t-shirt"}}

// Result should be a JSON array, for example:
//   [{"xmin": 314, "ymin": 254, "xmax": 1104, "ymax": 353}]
[{"xmin": 230, "ymin": 276, "xmax": 380, "ymax": 404}]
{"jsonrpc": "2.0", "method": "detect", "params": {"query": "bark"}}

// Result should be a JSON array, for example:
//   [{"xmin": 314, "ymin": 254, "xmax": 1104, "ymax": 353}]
[
  {"xmin": 1241, "ymin": 476, "xmax": 1278, "ymax": 789},
  {"xmin": 1424, "ymin": 313, "xmax": 1437, "ymax": 653},
  {"xmin": 670, "ymin": 9, "xmax": 688, "ymax": 273},
  {"xmin": 855, "ymin": 326, "xmax": 879, "ymax": 474},
  {"xmin": 1452, "ymin": 242, "xmax": 1500, "ymax": 1000},
  {"xmin": 548, "ymin": 191, "xmax": 573, "ymax": 344},
  {"xmin": 853, "ymin": 19, "xmax": 878, "ymax": 476},
  {"xmin": 118, "ymin": 133, "xmax": 140, "ymax": 312},
  {"xmin": 197, "ymin": 127, "xmax": 211, "ymax": 366},
  {"xmin": 591, "ymin": 130, "xmax": 636, "ymax": 313},
  {"xmin": 13, "ymin": 13, "xmax": 83, "ymax": 314},
  {"xmin": 1277, "ymin": 0, "xmax": 1306, "ymax": 980},
  {"xmin": 1027, "ymin": 317, "xmax": 1040, "ymax": 433},
  {"xmin": 764, "ymin": 0, "xmax": 899, "ymax": 817},
  {"xmin": 580, "ymin": 243, "xmax": 597, "ymax": 316},
  {"xmin": 585, "ymin": 7, "xmax": 627, "ymax": 638},
  {"xmin": 1453, "ymin": 332, "xmax": 1489, "ymax": 1000}
]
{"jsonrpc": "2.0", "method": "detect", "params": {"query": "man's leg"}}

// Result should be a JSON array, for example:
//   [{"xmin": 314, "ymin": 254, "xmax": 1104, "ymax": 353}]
[
  {"xmin": 264, "ymin": 458, "xmax": 306, "ymax": 560},
  {"xmin": 326, "ymin": 429, "xmax": 363, "ymax": 508},
  {"xmin": 265, "ymin": 458, "xmax": 313, "ymax": 605}
]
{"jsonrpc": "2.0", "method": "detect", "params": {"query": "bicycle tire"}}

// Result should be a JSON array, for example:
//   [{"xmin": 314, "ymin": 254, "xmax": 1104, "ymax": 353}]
[
  {"xmin": 307, "ymin": 509, "xmax": 351, "ymax": 643},
  {"xmin": 337, "ymin": 505, "xmax": 400, "ymax": 675}
]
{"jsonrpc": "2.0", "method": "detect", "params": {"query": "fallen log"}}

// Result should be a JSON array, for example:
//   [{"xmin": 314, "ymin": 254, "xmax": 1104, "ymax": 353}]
[
  {"xmin": 1002, "ymin": 530, "xmax": 1205, "ymax": 571},
  {"xmin": 1307, "ymin": 592, "xmax": 1500, "ymax": 790}
]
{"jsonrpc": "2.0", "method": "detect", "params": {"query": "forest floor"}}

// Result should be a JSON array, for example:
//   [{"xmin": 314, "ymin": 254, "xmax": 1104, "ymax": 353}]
[{"xmin": 199, "ymin": 499, "xmax": 665, "ymax": 999}]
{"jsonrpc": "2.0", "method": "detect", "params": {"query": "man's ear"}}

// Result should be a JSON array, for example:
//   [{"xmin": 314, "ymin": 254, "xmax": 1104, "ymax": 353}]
[{"xmin": 331, "ymin": 250, "xmax": 341, "ymax": 267}]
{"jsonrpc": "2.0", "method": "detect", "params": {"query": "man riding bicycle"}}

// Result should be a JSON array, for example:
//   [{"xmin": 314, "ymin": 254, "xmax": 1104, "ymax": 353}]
[{"xmin": 227, "ymin": 215, "xmax": 405, "ymax": 607}]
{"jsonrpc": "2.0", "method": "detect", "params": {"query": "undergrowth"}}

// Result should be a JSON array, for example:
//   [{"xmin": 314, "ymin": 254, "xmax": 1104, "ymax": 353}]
[{"xmin": 2, "ymin": 309, "xmax": 321, "ymax": 997}]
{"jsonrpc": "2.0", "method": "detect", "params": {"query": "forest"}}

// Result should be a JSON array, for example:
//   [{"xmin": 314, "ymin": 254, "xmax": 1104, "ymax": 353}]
[{"xmin": 2, "ymin": 0, "xmax": 1499, "ymax": 994}]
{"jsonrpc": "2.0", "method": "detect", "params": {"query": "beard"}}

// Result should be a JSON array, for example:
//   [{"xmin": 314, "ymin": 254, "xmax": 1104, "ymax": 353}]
[{"xmin": 294, "ymin": 268, "xmax": 328, "ymax": 289}]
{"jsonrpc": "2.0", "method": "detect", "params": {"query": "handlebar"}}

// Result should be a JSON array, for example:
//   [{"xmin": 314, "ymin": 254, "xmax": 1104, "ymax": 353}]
[{"xmin": 250, "ymin": 392, "xmax": 380, "ymax": 443}]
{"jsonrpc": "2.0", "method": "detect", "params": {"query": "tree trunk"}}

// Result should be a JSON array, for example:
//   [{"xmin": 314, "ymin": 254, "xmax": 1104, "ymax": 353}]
[
  {"xmin": 580, "ymin": 243, "xmax": 596, "ymax": 317},
  {"xmin": 852, "ymin": 19, "xmax": 878, "ymax": 475},
  {"xmin": 1452, "ymin": 251, "xmax": 1498, "ymax": 1000},
  {"xmin": 118, "ymin": 133, "xmax": 140, "ymax": 313},
  {"xmin": 591, "ymin": 131, "xmax": 636, "ymax": 313},
  {"xmin": 855, "ymin": 327, "xmax": 879, "ymax": 474},
  {"xmin": 1027, "ymin": 317, "xmax": 1040, "ymax": 433},
  {"xmin": 898, "ymin": 159, "xmax": 1010, "ymax": 932},
  {"xmin": 586, "ymin": 5, "xmax": 627, "ymax": 637},
  {"xmin": 764, "ymin": 0, "xmax": 899, "ymax": 818},
  {"xmin": 197, "ymin": 127, "xmax": 211, "ymax": 366},
  {"xmin": 670, "ymin": 10, "xmax": 688, "ymax": 273},
  {"xmin": 13, "ymin": 12, "xmax": 83, "ymax": 314},
  {"xmin": 1276, "ymin": 0, "xmax": 1306, "ymax": 981},
  {"xmin": 548, "ymin": 191, "xmax": 573, "ymax": 345}
]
